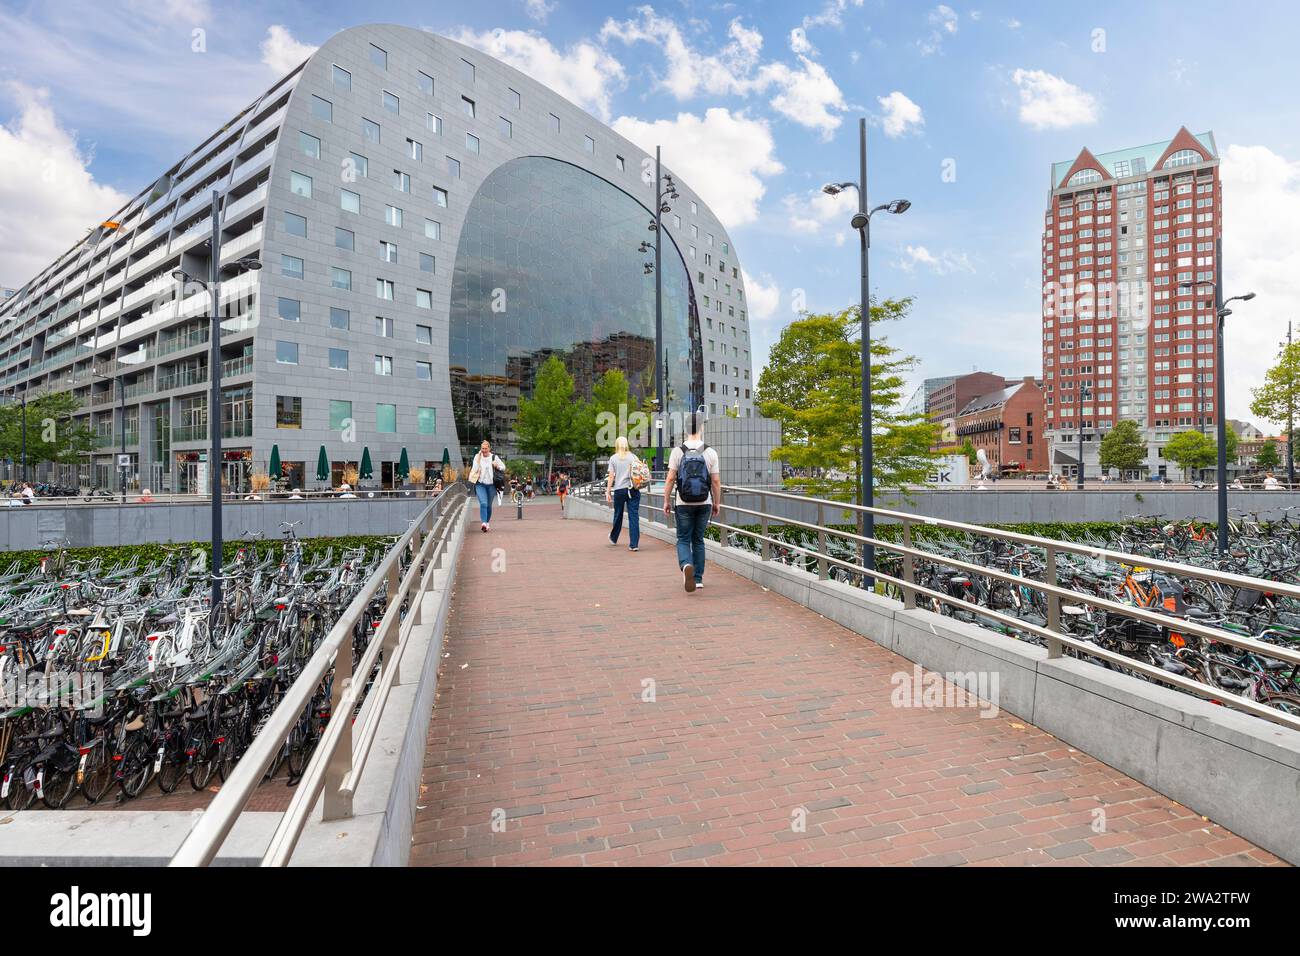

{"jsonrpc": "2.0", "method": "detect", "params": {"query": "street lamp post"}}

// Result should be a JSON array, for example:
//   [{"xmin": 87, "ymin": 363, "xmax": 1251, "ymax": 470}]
[
  {"xmin": 173, "ymin": 189, "xmax": 261, "ymax": 613},
  {"xmin": 19, "ymin": 393, "xmax": 26, "ymax": 484},
  {"xmin": 1076, "ymin": 381, "xmax": 1091, "ymax": 489},
  {"xmin": 1179, "ymin": 238, "xmax": 1255, "ymax": 553},
  {"xmin": 1288, "ymin": 321, "xmax": 1296, "ymax": 485},
  {"xmin": 822, "ymin": 118, "xmax": 910, "ymax": 580},
  {"xmin": 638, "ymin": 148, "xmax": 678, "ymax": 472}
]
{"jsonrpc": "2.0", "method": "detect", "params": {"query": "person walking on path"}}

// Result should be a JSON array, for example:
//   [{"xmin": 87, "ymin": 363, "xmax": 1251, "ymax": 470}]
[
  {"xmin": 557, "ymin": 472, "xmax": 570, "ymax": 513},
  {"xmin": 662, "ymin": 415, "xmax": 721, "ymax": 592},
  {"xmin": 605, "ymin": 437, "xmax": 643, "ymax": 551},
  {"xmin": 468, "ymin": 440, "xmax": 505, "ymax": 531}
]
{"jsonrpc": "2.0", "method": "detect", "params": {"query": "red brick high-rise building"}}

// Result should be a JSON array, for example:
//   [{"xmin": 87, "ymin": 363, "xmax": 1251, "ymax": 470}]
[{"xmin": 1041, "ymin": 127, "xmax": 1220, "ymax": 479}]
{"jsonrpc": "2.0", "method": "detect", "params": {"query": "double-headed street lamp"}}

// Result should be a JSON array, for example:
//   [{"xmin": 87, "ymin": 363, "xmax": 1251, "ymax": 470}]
[
  {"xmin": 1178, "ymin": 239, "xmax": 1255, "ymax": 553},
  {"xmin": 172, "ymin": 189, "xmax": 262, "ymax": 612},
  {"xmin": 822, "ymin": 118, "xmax": 911, "ymax": 579},
  {"xmin": 638, "ymin": 146, "xmax": 679, "ymax": 471}
]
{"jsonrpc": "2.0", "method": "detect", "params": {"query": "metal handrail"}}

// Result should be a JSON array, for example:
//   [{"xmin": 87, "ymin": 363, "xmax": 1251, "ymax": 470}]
[
  {"xmin": 168, "ymin": 483, "xmax": 465, "ymax": 867},
  {"xmin": 617, "ymin": 483, "xmax": 1300, "ymax": 733}
]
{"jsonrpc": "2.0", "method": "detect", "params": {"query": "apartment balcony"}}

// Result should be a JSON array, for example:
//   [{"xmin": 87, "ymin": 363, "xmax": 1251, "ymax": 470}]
[
  {"xmin": 155, "ymin": 327, "xmax": 209, "ymax": 358},
  {"xmin": 172, "ymin": 423, "xmax": 208, "ymax": 442},
  {"xmin": 229, "ymin": 146, "xmax": 274, "ymax": 188},
  {"xmin": 127, "ymin": 243, "xmax": 171, "ymax": 280},
  {"xmin": 121, "ymin": 277, "xmax": 171, "ymax": 312},
  {"xmin": 221, "ymin": 354, "xmax": 253, "ymax": 378},
  {"xmin": 158, "ymin": 365, "xmax": 208, "ymax": 392},
  {"xmin": 223, "ymin": 184, "xmax": 268, "ymax": 225},
  {"xmin": 174, "ymin": 186, "xmax": 222, "ymax": 225},
  {"xmin": 169, "ymin": 218, "xmax": 211, "ymax": 254},
  {"xmin": 223, "ymin": 418, "xmax": 253, "ymax": 439},
  {"xmin": 239, "ymin": 105, "xmax": 287, "ymax": 151},
  {"xmin": 219, "ymin": 224, "xmax": 264, "ymax": 264},
  {"xmin": 123, "ymin": 379, "xmax": 154, "ymax": 400}
]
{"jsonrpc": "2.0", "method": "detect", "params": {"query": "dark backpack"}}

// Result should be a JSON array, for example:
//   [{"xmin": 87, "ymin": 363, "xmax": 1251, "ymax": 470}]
[{"xmin": 677, "ymin": 443, "xmax": 712, "ymax": 503}]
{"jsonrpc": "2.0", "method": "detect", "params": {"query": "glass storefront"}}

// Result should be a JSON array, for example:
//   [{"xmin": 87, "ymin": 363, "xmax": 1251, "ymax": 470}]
[{"xmin": 449, "ymin": 156, "xmax": 702, "ymax": 460}]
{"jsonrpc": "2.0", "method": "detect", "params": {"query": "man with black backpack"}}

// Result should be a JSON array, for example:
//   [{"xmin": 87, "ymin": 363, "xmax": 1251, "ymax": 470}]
[{"xmin": 662, "ymin": 414, "xmax": 721, "ymax": 593}]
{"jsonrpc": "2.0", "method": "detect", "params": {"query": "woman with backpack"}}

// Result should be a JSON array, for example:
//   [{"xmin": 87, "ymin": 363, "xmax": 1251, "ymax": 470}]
[
  {"xmin": 468, "ymin": 440, "xmax": 506, "ymax": 531},
  {"xmin": 605, "ymin": 437, "xmax": 646, "ymax": 551}
]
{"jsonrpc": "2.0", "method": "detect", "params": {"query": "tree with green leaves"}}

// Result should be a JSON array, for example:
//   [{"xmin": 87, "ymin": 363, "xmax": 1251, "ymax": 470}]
[
  {"xmin": 575, "ymin": 368, "xmax": 635, "ymax": 462},
  {"xmin": 1163, "ymin": 429, "xmax": 1237, "ymax": 481},
  {"xmin": 1250, "ymin": 339, "xmax": 1300, "ymax": 475},
  {"xmin": 516, "ymin": 355, "xmax": 579, "ymax": 479},
  {"xmin": 958, "ymin": 438, "xmax": 977, "ymax": 468},
  {"xmin": 1098, "ymin": 419, "xmax": 1146, "ymax": 474},
  {"xmin": 1255, "ymin": 440, "xmax": 1281, "ymax": 473},
  {"xmin": 756, "ymin": 300, "xmax": 940, "ymax": 511},
  {"xmin": 0, "ymin": 391, "xmax": 94, "ymax": 470}
]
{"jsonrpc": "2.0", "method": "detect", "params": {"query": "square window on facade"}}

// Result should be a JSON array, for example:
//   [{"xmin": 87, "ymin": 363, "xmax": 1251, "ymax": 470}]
[
  {"xmin": 311, "ymin": 95, "xmax": 332, "ymax": 121},
  {"xmin": 376, "ymin": 279, "xmax": 394, "ymax": 301},
  {"xmin": 416, "ymin": 361, "xmax": 432, "ymax": 380},
  {"xmin": 284, "ymin": 211, "xmax": 307, "ymax": 237},
  {"xmin": 281, "ymin": 255, "xmax": 304, "ymax": 279},
  {"xmin": 447, "ymin": 157, "xmax": 460, "ymax": 178},
  {"xmin": 394, "ymin": 170, "xmax": 410, "ymax": 192},
  {"xmin": 407, "ymin": 138, "xmax": 422, "ymax": 161},
  {"xmin": 369, "ymin": 44, "xmax": 387, "ymax": 69},
  {"xmin": 385, "ymin": 205, "xmax": 402, "ymax": 227},
  {"xmin": 375, "ymin": 355, "xmax": 394, "ymax": 376},
  {"xmin": 334, "ymin": 227, "xmax": 354, "ymax": 250},
  {"xmin": 340, "ymin": 189, "xmax": 360, "ymax": 214},
  {"xmin": 331, "ymin": 267, "xmax": 352, "ymax": 291},
  {"xmin": 508, "ymin": 88, "xmax": 520, "ymax": 109},
  {"xmin": 459, "ymin": 58, "xmax": 475, "ymax": 83},
  {"xmin": 362, "ymin": 118, "xmax": 381, "ymax": 144},
  {"xmin": 461, "ymin": 96, "xmax": 475, "ymax": 118},
  {"xmin": 276, "ymin": 341, "xmax": 298, "ymax": 365},
  {"xmin": 418, "ymin": 71, "xmax": 434, "ymax": 95},
  {"xmin": 584, "ymin": 135, "xmax": 595, "ymax": 153},
  {"xmin": 416, "ymin": 324, "xmax": 432, "ymax": 344},
  {"xmin": 299, "ymin": 131, "xmax": 321, "ymax": 158},
  {"xmin": 376, "ymin": 403, "xmax": 397, "ymax": 432},
  {"xmin": 416, "ymin": 289, "xmax": 432, "ymax": 309},
  {"xmin": 349, "ymin": 152, "xmax": 368, "ymax": 178},
  {"xmin": 329, "ymin": 399, "xmax": 352, "ymax": 430},
  {"xmin": 382, "ymin": 90, "xmax": 399, "ymax": 114},
  {"xmin": 616, "ymin": 155, "xmax": 625, "ymax": 171},
  {"xmin": 328, "ymin": 348, "xmax": 349, "ymax": 371},
  {"xmin": 466, "ymin": 133, "xmax": 479, "ymax": 154},
  {"xmin": 499, "ymin": 116, "xmax": 512, "ymax": 138},
  {"xmin": 331, "ymin": 65, "xmax": 351, "ymax": 90},
  {"xmin": 330, "ymin": 307, "xmax": 350, "ymax": 330},
  {"xmin": 432, "ymin": 187, "xmax": 448, "ymax": 207},
  {"xmin": 419, "ymin": 253, "xmax": 435, "ymax": 273},
  {"xmin": 277, "ymin": 297, "xmax": 300, "ymax": 321},
  {"xmin": 418, "ymin": 406, "xmax": 436, "ymax": 434},
  {"xmin": 428, "ymin": 113, "xmax": 442, "ymax": 135},
  {"xmin": 380, "ymin": 241, "xmax": 397, "ymax": 263},
  {"xmin": 549, "ymin": 113, "xmax": 560, "ymax": 133},
  {"xmin": 276, "ymin": 395, "xmax": 303, "ymax": 428},
  {"xmin": 424, "ymin": 219, "xmax": 441, "ymax": 240},
  {"xmin": 375, "ymin": 316, "xmax": 394, "ymax": 337}
]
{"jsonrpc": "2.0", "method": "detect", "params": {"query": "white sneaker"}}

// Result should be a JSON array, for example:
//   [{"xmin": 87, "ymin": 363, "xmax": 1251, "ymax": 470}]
[
  {"xmin": 480, "ymin": 523, "xmax": 487, "ymax": 532},
  {"xmin": 695, "ymin": 581, "xmax": 704, "ymax": 589},
  {"xmin": 484, "ymin": 522, "xmax": 490, "ymax": 531}
]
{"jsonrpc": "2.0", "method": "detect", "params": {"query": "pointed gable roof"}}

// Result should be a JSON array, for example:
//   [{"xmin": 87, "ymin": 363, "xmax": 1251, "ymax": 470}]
[
  {"xmin": 1058, "ymin": 147, "xmax": 1111, "ymax": 189},
  {"xmin": 1154, "ymin": 125, "xmax": 1212, "ymax": 170}
]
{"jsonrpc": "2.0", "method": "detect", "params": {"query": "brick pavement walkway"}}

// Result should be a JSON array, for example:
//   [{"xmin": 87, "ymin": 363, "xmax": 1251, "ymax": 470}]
[{"xmin": 411, "ymin": 499, "xmax": 1282, "ymax": 867}]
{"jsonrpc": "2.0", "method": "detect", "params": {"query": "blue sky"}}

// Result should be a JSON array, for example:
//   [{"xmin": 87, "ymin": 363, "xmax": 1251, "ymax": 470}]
[{"xmin": 2, "ymin": 0, "xmax": 1298, "ymax": 422}]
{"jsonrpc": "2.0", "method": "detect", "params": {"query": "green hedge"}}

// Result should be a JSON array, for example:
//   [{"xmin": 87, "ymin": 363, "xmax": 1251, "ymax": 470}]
[{"xmin": 0, "ymin": 535, "xmax": 396, "ymax": 575}]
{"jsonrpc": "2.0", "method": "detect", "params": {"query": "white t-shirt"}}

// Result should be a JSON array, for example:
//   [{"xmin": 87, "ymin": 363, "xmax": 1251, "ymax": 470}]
[
  {"xmin": 470, "ymin": 452, "xmax": 504, "ymax": 486},
  {"xmin": 667, "ymin": 439, "xmax": 720, "ymax": 506}
]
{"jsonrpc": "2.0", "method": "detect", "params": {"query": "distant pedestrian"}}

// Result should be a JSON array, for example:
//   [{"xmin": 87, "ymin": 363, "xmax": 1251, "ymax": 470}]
[
  {"xmin": 605, "ymin": 437, "xmax": 643, "ymax": 552},
  {"xmin": 663, "ymin": 414, "xmax": 721, "ymax": 593},
  {"xmin": 21, "ymin": 482, "xmax": 36, "ymax": 505},
  {"xmin": 469, "ymin": 440, "xmax": 506, "ymax": 531},
  {"xmin": 557, "ymin": 472, "xmax": 570, "ymax": 512},
  {"xmin": 1264, "ymin": 472, "xmax": 1282, "ymax": 490}
]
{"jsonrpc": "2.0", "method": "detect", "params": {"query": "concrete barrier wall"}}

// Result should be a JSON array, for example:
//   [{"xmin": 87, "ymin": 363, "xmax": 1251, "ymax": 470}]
[
  {"xmin": 0, "ymin": 496, "xmax": 434, "ymax": 549},
  {"xmin": 718, "ymin": 487, "xmax": 1297, "ymax": 527},
  {"xmin": 568, "ymin": 494, "xmax": 1300, "ymax": 865}
]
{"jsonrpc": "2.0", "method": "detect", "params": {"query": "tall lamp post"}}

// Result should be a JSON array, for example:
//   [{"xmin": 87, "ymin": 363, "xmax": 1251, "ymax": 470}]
[
  {"xmin": 1286, "ymin": 321, "xmax": 1296, "ymax": 485},
  {"xmin": 822, "ymin": 117, "xmax": 910, "ymax": 578},
  {"xmin": 638, "ymin": 147, "xmax": 679, "ymax": 473},
  {"xmin": 1076, "ymin": 381, "xmax": 1092, "ymax": 489},
  {"xmin": 172, "ymin": 189, "xmax": 262, "ymax": 612},
  {"xmin": 1179, "ymin": 240, "xmax": 1255, "ymax": 553}
]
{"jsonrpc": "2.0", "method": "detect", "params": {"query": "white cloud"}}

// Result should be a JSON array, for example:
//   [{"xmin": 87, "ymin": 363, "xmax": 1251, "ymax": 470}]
[
  {"xmin": 919, "ymin": 4, "xmax": 959, "ymax": 54},
  {"xmin": 1219, "ymin": 144, "xmax": 1300, "ymax": 423},
  {"xmin": 260, "ymin": 25, "xmax": 317, "ymax": 76},
  {"xmin": 611, "ymin": 108, "xmax": 783, "ymax": 228},
  {"xmin": 790, "ymin": 27, "xmax": 813, "ymax": 55},
  {"xmin": 602, "ymin": 9, "xmax": 849, "ymax": 137},
  {"xmin": 877, "ymin": 90, "xmax": 924, "ymax": 138},
  {"xmin": 782, "ymin": 188, "xmax": 855, "ymax": 239},
  {"xmin": 451, "ymin": 27, "xmax": 627, "ymax": 121},
  {"xmin": 1010, "ymin": 68, "xmax": 1099, "ymax": 130},
  {"xmin": 969, "ymin": 10, "xmax": 982, "ymax": 20},
  {"xmin": 0, "ymin": 84, "xmax": 129, "ymax": 288},
  {"xmin": 801, "ymin": 0, "xmax": 865, "ymax": 30},
  {"xmin": 126, "ymin": 0, "xmax": 209, "ymax": 21},
  {"xmin": 523, "ymin": 0, "xmax": 557, "ymax": 23},
  {"xmin": 896, "ymin": 245, "xmax": 974, "ymax": 275},
  {"xmin": 1006, "ymin": 18, "xmax": 1022, "ymax": 29},
  {"xmin": 741, "ymin": 270, "xmax": 781, "ymax": 321}
]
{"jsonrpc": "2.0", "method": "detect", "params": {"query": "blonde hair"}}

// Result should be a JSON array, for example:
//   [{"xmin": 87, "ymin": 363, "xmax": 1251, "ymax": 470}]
[{"xmin": 613, "ymin": 436, "xmax": 631, "ymax": 458}]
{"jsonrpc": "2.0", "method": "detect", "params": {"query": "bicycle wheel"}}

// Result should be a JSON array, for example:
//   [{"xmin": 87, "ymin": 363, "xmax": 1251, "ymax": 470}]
[
  {"xmin": 4, "ymin": 763, "xmax": 37, "ymax": 812},
  {"xmin": 79, "ymin": 749, "xmax": 117, "ymax": 805},
  {"xmin": 41, "ymin": 761, "xmax": 79, "ymax": 809},
  {"xmin": 119, "ymin": 735, "xmax": 155, "ymax": 799},
  {"xmin": 188, "ymin": 731, "xmax": 218, "ymax": 791},
  {"xmin": 157, "ymin": 745, "xmax": 184, "ymax": 794}
]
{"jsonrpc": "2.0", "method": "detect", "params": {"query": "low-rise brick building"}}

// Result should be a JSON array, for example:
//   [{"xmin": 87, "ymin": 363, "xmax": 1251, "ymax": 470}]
[{"xmin": 955, "ymin": 376, "xmax": 1046, "ymax": 475}]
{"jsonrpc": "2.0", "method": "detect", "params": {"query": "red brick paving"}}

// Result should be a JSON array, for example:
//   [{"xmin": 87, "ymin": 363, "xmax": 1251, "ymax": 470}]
[{"xmin": 412, "ymin": 500, "xmax": 1283, "ymax": 867}]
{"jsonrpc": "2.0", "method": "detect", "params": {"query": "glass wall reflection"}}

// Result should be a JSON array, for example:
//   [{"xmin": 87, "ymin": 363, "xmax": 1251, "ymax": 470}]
[{"xmin": 449, "ymin": 157, "xmax": 702, "ymax": 460}]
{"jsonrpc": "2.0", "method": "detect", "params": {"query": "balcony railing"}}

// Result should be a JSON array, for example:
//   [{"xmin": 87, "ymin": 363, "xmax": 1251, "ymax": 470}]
[
  {"xmin": 156, "ymin": 327, "xmax": 209, "ymax": 358},
  {"xmin": 223, "ymin": 185, "xmax": 268, "ymax": 224},
  {"xmin": 158, "ymin": 365, "xmax": 208, "ymax": 392},
  {"xmin": 221, "ymin": 354, "xmax": 253, "ymax": 377},
  {"xmin": 223, "ymin": 418, "xmax": 253, "ymax": 439},
  {"xmin": 172, "ymin": 423, "xmax": 207, "ymax": 442}
]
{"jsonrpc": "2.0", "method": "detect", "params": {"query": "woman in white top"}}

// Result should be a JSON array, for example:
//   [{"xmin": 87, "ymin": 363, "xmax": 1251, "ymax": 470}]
[
  {"xmin": 468, "ymin": 440, "xmax": 506, "ymax": 531},
  {"xmin": 605, "ymin": 436, "xmax": 643, "ymax": 551}
]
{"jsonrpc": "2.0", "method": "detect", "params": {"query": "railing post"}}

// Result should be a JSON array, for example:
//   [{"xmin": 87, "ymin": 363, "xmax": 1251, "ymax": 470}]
[
  {"xmin": 817, "ymin": 501, "xmax": 828, "ymax": 580},
  {"xmin": 386, "ymin": 559, "xmax": 400, "ymax": 609},
  {"xmin": 759, "ymin": 492, "xmax": 770, "ymax": 562},
  {"xmin": 901, "ymin": 520, "xmax": 916, "ymax": 610},
  {"xmin": 322, "ymin": 677, "xmax": 354, "ymax": 821},
  {"xmin": 382, "ymin": 603, "xmax": 402, "ymax": 686},
  {"xmin": 1044, "ymin": 546, "xmax": 1063, "ymax": 658}
]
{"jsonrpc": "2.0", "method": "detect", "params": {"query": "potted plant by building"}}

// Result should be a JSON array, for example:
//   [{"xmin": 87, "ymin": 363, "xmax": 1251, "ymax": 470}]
[{"xmin": 408, "ymin": 465, "xmax": 426, "ymax": 496}]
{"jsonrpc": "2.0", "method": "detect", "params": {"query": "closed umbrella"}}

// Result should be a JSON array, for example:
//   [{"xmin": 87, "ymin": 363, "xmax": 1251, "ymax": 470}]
[
  {"xmin": 441, "ymin": 447, "xmax": 451, "ymax": 468},
  {"xmin": 359, "ymin": 446, "xmax": 373, "ymax": 481},
  {"xmin": 268, "ymin": 444, "xmax": 281, "ymax": 480},
  {"xmin": 316, "ymin": 445, "xmax": 329, "ymax": 485},
  {"xmin": 397, "ymin": 447, "xmax": 410, "ymax": 482}
]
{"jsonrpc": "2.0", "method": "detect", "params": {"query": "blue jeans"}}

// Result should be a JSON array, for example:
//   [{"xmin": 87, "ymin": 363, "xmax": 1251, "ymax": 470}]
[
  {"xmin": 611, "ymin": 488, "xmax": 640, "ymax": 548},
  {"xmin": 475, "ymin": 482, "xmax": 495, "ymax": 523},
  {"xmin": 674, "ymin": 504, "xmax": 710, "ymax": 583}
]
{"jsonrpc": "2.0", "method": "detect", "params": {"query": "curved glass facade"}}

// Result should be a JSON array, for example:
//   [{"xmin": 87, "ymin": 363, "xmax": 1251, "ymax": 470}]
[{"xmin": 449, "ymin": 157, "xmax": 702, "ymax": 459}]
